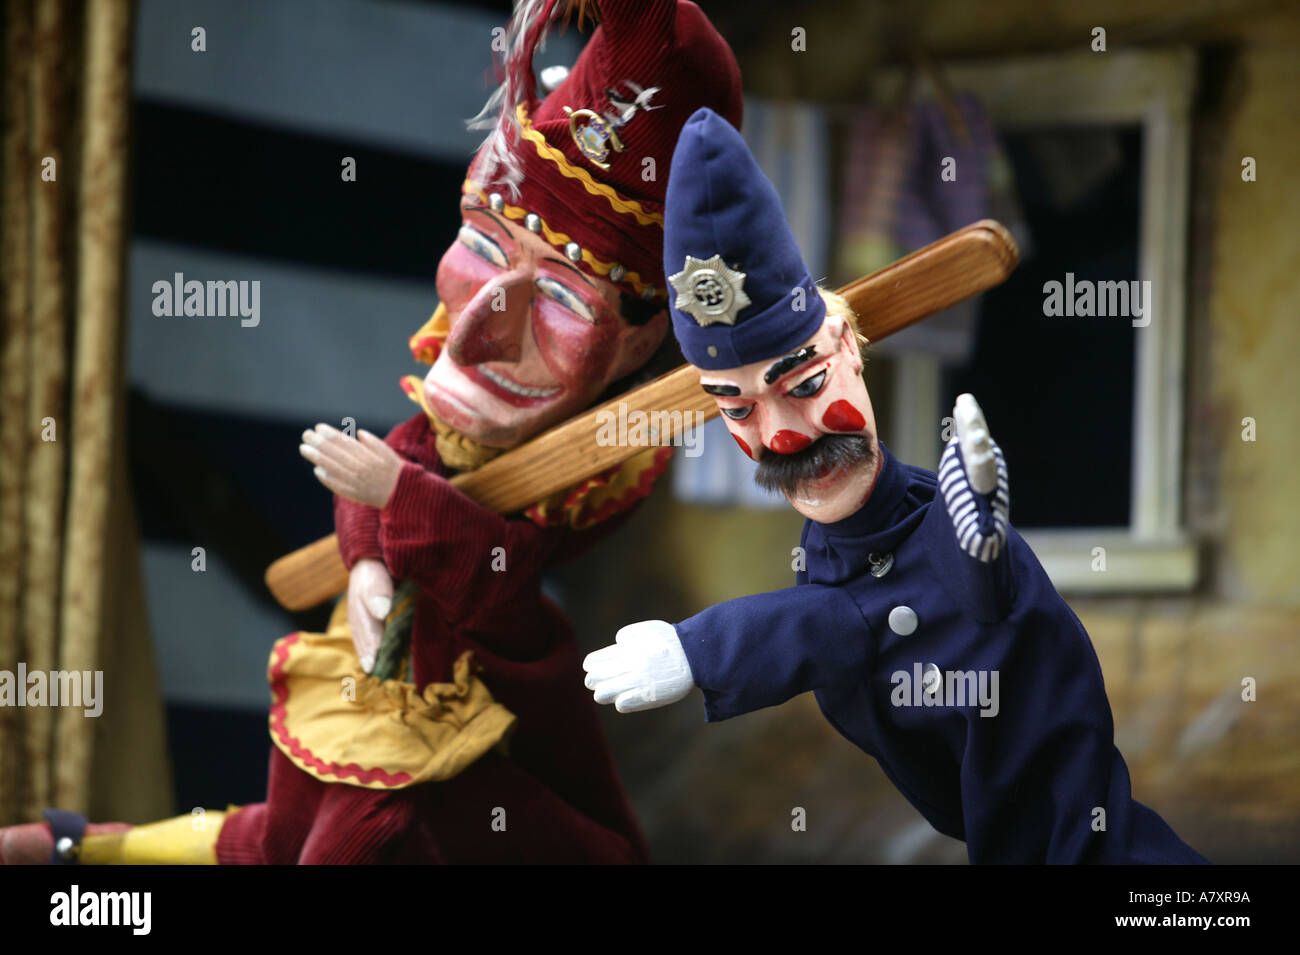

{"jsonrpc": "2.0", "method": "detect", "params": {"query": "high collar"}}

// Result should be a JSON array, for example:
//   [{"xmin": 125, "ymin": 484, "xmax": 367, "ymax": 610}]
[
  {"xmin": 819, "ymin": 440, "xmax": 909, "ymax": 540},
  {"xmin": 401, "ymin": 374, "xmax": 503, "ymax": 472}
]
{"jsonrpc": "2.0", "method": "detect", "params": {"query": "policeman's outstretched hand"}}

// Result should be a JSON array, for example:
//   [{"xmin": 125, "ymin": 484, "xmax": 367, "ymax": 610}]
[
  {"xmin": 953, "ymin": 393, "xmax": 997, "ymax": 495},
  {"xmin": 942, "ymin": 393, "xmax": 1010, "ymax": 563},
  {"xmin": 583, "ymin": 621, "xmax": 695, "ymax": 713}
]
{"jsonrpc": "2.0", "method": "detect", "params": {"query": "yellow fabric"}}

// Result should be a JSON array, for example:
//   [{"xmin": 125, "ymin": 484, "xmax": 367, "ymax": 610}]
[
  {"xmin": 269, "ymin": 600, "xmax": 516, "ymax": 790},
  {"xmin": 408, "ymin": 302, "xmax": 450, "ymax": 364},
  {"xmin": 513, "ymin": 104, "xmax": 665, "ymax": 227},
  {"xmin": 79, "ymin": 811, "xmax": 227, "ymax": 865},
  {"xmin": 524, "ymin": 445, "xmax": 670, "ymax": 530},
  {"xmin": 398, "ymin": 374, "xmax": 502, "ymax": 471},
  {"xmin": 398, "ymin": 374, "xmax": 671, "ymax": 529},
  {"xmin": 463, "ymin": 179, "xmax": 662, "ymax": 298}
]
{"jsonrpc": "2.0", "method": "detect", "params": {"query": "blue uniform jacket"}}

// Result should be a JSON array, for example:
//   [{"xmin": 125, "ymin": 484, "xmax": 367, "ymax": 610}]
[{"xmin": 674, "ymin": 441, "xmax": 1206, "ymax": 864}]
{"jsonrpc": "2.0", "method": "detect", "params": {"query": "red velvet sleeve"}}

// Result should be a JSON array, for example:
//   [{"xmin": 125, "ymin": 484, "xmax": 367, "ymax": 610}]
[
  {"xmin": 333, "ymin": 413, "xmax": 440, "ymax": 570},
  {"xmin": 377, "ymin": 462, "xmax": 563, "ymax": 629}
]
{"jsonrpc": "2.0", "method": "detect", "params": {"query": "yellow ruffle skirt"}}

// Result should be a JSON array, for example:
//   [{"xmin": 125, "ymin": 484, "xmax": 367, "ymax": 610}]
[{"xmin": 268, "ymin": 599, "xmax": 516, "ymax": 789}]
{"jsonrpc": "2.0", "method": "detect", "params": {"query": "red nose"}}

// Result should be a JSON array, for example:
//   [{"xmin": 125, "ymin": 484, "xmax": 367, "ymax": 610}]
[{"xmin": 769, "ymin": 430, "xmax": 812, "ymax": 454}]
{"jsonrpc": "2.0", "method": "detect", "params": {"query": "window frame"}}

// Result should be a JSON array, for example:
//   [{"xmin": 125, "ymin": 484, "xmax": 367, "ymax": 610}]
[{"xmin": 874, "ymin": 47, "xmax": 1197, "ymax": 593}]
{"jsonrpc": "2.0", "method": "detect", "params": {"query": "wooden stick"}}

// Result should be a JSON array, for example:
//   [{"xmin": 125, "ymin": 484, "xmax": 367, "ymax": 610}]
[{"xmin": 266, "ymin": 219, "xmax": 1019, "ymax": 610}]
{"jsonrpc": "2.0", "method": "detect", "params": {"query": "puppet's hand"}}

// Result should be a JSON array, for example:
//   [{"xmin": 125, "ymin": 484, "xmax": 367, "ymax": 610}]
[
  {"xmin": 941, "ymin": 393, "xmax": 1010, "ymax": 564},
  {"xmin": 953, "ymin": 393, "xmax": 997, "ymax": 495},
  {"xmin": 347, "ymin": 558, "xmax": 393, "ymax": 673},
  {"xmin": 583, "ymin": 620, "xmax": 694, "ymax": 713},
  {"xmin": 300, "ymin": 424, "xmax": 403, "ymax": 508}
]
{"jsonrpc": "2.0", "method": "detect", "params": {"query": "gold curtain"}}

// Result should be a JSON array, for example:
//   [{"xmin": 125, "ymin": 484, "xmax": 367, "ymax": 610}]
[{"xmin": 1, "ymin": 0, "xmax": 172, "ymax": 825}]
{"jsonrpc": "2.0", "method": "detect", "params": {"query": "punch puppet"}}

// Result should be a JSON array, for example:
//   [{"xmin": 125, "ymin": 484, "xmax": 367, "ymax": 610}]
[
  {"xmin": 0, "ymin": 1, "xmax": 742, "ymax": 865},
  {"xmin": 582, "ymin": 109, "xmax": 1207, "ymax": 864}
]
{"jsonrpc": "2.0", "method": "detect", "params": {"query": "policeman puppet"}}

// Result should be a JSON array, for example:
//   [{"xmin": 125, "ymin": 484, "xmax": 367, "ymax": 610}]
[{"xmin": 584, "ymin": 108, "xmax": 1206, "ymax": 864}]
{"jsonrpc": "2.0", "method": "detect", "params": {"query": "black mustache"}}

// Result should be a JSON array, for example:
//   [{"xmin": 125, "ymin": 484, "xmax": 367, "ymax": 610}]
[{"xmin": 754, "ymin": 433, "xmax": 876, "ymax": 497}]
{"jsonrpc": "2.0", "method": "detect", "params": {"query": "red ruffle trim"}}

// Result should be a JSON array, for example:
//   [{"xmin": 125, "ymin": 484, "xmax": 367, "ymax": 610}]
[{"xmin": 268, "ymin": 633, "xmax": 415, "ymax": 787}]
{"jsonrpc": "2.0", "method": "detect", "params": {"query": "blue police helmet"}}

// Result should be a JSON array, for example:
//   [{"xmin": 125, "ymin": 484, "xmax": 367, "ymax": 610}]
[{"xmin": 664, "ymin": 107, "xmax": 825, "ymax": 371}]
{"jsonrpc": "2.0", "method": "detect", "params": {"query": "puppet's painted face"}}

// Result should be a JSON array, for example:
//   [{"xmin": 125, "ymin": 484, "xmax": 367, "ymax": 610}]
[
  {"xmin": 422, "ymin": 196, "xmax": 668, "ymax": 448},
  {"xmin": 698, "ymin": 310, "xmax": 882, "ymax": 523}
]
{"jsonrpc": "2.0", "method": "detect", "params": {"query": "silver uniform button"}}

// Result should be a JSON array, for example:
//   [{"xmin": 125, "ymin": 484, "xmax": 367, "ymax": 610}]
[
  {"xmin": 888, "ymin": 605, "xmax": 918, "ymax": 636},
  {"xmin": 868, "ymin": 552, "xmax": 894, "ymax": 577}
]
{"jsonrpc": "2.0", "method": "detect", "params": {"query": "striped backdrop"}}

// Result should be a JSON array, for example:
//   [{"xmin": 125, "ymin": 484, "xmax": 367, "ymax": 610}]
[{"xmin": 126, "ymin": 0, "xmax": 579, "ymax": 807}]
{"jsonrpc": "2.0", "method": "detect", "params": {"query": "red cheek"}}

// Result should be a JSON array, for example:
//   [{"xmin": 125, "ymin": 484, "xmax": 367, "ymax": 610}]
[
  {"xmin": 770, "ymin": 430, "xmax": 812, "ymax": 454},
  {"xmin": 531, "ymin": 302, "xmax": 619, "ymax": 387},
  {"xmin": 821, "ymin": 399, "xmax": 866, "ymax": 433},
  {"xmin": 731, "ymin": 433, "xmax": 753, "ymax": 459}
]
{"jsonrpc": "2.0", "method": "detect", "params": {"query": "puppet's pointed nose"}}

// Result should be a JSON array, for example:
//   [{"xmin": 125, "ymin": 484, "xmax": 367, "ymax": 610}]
[{"xmin": 446, "ymin": 272, "xmax": 532, "ymax": 366}]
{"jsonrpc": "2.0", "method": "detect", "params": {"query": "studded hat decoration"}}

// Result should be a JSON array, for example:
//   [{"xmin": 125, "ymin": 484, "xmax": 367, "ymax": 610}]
[{"xmin": 465, "ymin": 0, "xmax": 743, "ymax": 301}]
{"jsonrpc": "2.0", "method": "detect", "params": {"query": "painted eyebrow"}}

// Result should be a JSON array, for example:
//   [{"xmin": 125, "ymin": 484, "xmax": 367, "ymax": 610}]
[
  {"xmin": 702, "ymin": 382, "xmax": 742, "ymax": 396},
  {"xmin": 763, "ymin": 345, "xmax": 818, "ymax": 386},
  {"xmin": 464, "ymin": 206, "xmax": 511, "ymax": 230},
  {"xmin": 460, "ymin": 213, "xmax": 510, "ymax": 255},
  {"xmin": 542, "ymin": 256, "xmax": 596, "ymax": 289},
  {"xmin": 466, "ymin": 208, "xmax": 595, "ymax": 291}
]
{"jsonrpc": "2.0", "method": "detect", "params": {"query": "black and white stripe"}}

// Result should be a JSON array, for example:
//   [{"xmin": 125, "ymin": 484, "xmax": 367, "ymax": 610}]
[
  {"xmin": 125, "ymin": 0, "xmax": 580, "ymax": 807},
  {"xmin": 937, "ymin": 439, "xmax": 1010, "ymax": 563}
]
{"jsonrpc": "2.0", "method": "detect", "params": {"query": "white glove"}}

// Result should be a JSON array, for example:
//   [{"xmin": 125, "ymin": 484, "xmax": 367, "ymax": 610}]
[
  {"xmin": 583, "ymin": 620, "xmax": 695, "ymax": 713},
  {"xmin": 953, "ymin": 393, "xmax": 997, "ymax": 495},
  {"xmin": 941, "ymin": 393, "xmax": 1010, "ymax": 563}
]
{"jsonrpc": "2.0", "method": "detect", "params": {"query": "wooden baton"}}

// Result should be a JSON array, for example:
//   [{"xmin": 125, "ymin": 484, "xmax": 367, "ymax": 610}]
[{"xmin": 266, "ymin": 219, "xmax": 1019, "ymax": 610}]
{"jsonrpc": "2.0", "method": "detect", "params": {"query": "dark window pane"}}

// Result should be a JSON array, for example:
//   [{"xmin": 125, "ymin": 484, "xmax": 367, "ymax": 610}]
[{"xmin": 944, "ymin": 126, "xmax": 1141, "ymax": 528}]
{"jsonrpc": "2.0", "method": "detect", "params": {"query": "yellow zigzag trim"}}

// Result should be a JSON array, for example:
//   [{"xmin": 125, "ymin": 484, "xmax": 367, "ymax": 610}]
[
  {"xmin": 515, "ymin": 104, "xmax": 664, "ymax": 228},
  {"xmin": 463, "ymin": 180, "xmax": 662, "ymax": 298}
]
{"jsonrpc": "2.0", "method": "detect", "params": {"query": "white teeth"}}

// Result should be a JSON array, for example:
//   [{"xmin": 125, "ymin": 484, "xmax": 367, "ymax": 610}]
[{"xmin": 479, "ymin": 366, "xmax": 560, "ymax": 398}]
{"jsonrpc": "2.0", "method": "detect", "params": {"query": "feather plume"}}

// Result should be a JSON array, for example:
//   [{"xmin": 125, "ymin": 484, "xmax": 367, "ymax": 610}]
[{"xmin": 468, "ymin": 0, "xmax": 599, "ymax": 197}]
